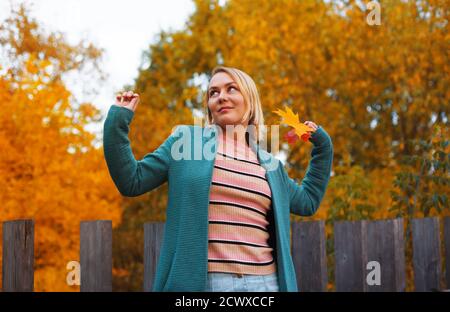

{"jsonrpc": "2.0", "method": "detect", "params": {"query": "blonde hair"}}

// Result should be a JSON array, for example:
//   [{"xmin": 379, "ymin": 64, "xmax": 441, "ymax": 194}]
[{"xmin": 203, "ymin": 66, "xmax": 266, "ymax": 143}]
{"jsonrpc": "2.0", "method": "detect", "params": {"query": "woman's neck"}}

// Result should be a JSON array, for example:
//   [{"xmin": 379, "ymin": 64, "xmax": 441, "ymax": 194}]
[{"xmin": 218, "ymin": 124, "xmax": 249, "ymax": 147}]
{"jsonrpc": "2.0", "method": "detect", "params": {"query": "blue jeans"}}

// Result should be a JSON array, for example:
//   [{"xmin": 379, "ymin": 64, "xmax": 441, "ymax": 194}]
[{"xmin": 205, "ymin": 272, "xmax": 280, "ymax": 292}]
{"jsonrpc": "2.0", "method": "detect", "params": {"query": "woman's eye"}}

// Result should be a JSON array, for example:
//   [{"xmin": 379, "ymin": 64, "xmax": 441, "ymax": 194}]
[{"xmin": 210, "ymin": 86, "xmax": 237, "ymax": 97}]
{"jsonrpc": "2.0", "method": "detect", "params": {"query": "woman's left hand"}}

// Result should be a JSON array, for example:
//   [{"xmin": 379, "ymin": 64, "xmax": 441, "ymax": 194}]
[
  {"xmin": 284, "ymin": 121, "xmax": 319, "ymax": 144},
  {"xmin": 304, "ymin": 121, "xmax": 318, "ymax": 133}
]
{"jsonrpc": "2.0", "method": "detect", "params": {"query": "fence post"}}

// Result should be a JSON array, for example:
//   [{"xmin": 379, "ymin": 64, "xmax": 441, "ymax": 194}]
[
  {"xmin": 80, "ymin": 220, "xmax": 112, "ymax": 292},
  {"xmin": 412, "ymin": 217, "xmax": 442, "ymax": 291},
  {"xmin": 334, "ymin": 220, "xmax": 368, "ymax": 291},
  {"xmin": 143, "ymin": 222, "xmax": 164, "ymax": 292},
  {"xmin": 292, "ymin": 220, "xmax": 327, "ymax": 291},
  {"xmin": 445, "ymin": 217, "xmax": 450, "ymax": 289},
  {"xmin": 2, "ymin": 219, "xmax": 35, "ymax": 292},
  {"xmin": 366, "ymin": 218, "xmax": 406, "ymax": 291}
]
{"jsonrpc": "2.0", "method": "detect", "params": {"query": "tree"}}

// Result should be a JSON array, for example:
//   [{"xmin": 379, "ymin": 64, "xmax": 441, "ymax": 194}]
[{"xmin": 0, "ymin": 3, "xmax": 122, "ymax": 291}]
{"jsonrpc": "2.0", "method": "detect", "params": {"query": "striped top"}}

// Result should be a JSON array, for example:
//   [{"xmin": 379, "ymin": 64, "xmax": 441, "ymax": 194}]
[{"xmin": 207, "ymin": 131, "xmax": 276, "ymax": 275}]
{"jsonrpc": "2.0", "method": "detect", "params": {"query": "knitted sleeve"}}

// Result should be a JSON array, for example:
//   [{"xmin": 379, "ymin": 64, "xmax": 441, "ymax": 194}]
[
  {"xmin": 103, "ymin": 105, "xmax": 178, "ymax": 197},
  {"xmin": 281, "ymin": 126, "xmax": 334, "ymax": 216}
]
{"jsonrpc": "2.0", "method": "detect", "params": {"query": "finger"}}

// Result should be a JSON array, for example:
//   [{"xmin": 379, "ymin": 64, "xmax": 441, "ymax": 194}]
[
  {"xmin": 123, "ymin": 91, "xmax": 129, "ymax": 100},
  {"xmin": 130, "ymin": 96, "xmax": 138, "ymax": 108},
  {"xmin": 130, "ymin": 100, "xmax": 137, "ymax": 111},
  {"xmin": 119, "ymin": 94, "xmax": 124, "ymax": 104},
  {"xmin": 305, "ymin": 121, "xmax": 317, "ymax": 129},
  {"xmin": 305, "ymin": 122, "xmax": 317, "ymax": 132}
]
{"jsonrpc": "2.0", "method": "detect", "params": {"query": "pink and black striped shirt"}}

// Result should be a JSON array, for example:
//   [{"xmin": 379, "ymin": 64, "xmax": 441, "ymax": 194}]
[{"xmin": 207, "ymin": 131, "xmax": 276, "ymax": 275}]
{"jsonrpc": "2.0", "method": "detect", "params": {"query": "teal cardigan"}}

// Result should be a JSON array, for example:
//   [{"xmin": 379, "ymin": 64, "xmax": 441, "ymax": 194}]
[{"xmin": 103, "ymin": 105, "xmax": 333, "ymax": 292}]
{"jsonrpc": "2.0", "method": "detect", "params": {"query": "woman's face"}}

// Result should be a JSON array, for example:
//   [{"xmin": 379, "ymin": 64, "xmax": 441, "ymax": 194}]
[{"xmin": 207, "ymin": 72, "xmax": 248, "ymax": 129}]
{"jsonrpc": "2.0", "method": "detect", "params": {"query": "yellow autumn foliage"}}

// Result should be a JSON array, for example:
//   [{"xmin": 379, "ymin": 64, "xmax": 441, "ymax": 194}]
[{"xmin": 0, "ymin": 4, "xmax": 122, "ymax": 291}]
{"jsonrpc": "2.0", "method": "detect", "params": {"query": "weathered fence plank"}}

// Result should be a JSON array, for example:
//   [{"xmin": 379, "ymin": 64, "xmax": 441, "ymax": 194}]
[
  {"xmin": 80, "ymin": 220, "xmax": 112, "ymax": 292},
  {"xmin": 2, "ymin": 219, "xmax": 35, "ymax": 292},
  {"xmin": 334, "ymin": 220, "xmax": 368, "ymax": 291},
  {"xmin": 366, "ymin": 218, "xmax": 405, "ymax": 291},
  {"xmin": 445, "ymin": 217, "xmax": 450, "ymax": 289},
  {"xmin": 412, "ymin": 217, "xmax": 442, "ymax": 291},
  {"xmin": 143, "ymin": 222, "xmax": 164, "ymax": 292},
  {"xmin": 292, "ymin": 220, "xmax": 327, "ymax": 291}
]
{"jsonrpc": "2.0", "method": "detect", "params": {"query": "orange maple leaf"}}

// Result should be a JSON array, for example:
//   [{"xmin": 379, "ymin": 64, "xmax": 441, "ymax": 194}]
[{"xmin": 273, "ymin": 106, "xmax": 313, "ymax": 142}]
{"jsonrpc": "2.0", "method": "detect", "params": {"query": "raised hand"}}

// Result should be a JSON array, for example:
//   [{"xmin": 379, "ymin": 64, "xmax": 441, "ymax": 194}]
[
  {"xmin": 115, "ymin": 91, "xmax": 140, "ymax": 112},
  {"xmin": 304, "ymin": 121, "xmax": 318, "ymax": 132},
  {"xmin": 285, "ymin": 121, "xmax": 319, "ymax": 144}
]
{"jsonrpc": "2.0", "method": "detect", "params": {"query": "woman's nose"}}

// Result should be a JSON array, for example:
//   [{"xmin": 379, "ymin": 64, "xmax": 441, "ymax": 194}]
[{"xmin": 218, "ymin": 90, "xmax": 227, "ymax": 103}]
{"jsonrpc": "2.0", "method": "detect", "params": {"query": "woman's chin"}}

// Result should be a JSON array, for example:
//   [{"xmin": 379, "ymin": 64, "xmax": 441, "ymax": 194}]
[{"xmin": 216, "ymin": 117, "xmax": 240, "ymax": 127}]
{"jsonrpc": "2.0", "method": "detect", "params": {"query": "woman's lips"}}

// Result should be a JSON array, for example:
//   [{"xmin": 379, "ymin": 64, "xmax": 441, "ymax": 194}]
[{"xmin": 219, "ymin": 107, "xmax": 233, "ymax": 113}]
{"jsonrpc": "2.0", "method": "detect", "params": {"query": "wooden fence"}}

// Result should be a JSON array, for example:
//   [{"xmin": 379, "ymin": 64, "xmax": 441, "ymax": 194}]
[{"xmin": 2, "ymin": 217, "xmax": 450, "ymax": 292}]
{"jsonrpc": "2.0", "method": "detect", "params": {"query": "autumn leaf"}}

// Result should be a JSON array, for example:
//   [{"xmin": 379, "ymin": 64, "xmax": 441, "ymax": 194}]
[
  {"xmin": 273, "ymin": 106, "xmax": 313, "ymax": 143},
  {"xmin": 300, "ymin": 132, "xmax": 311, "ymax": 142},
  {"xmin": 284, "ymin": 129, "xmax": 299, "ymax": 145}
]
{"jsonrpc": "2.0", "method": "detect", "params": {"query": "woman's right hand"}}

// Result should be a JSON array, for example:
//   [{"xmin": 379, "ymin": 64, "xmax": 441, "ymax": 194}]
[{"xmin": 115, "ymin": 91, "xmax": 140, "ymax": 112}]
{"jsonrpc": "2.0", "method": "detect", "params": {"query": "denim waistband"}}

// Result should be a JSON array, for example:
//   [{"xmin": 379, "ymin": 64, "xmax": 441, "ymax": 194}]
[{"xmin": 207, "ymin": 272, "xmax": 277, "ymax": 279}]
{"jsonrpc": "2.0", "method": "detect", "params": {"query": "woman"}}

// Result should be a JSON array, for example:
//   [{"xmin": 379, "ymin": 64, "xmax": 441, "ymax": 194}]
[{"xmin": 103, "ymin": 66, "xmax": 333, "ymax": 292}]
